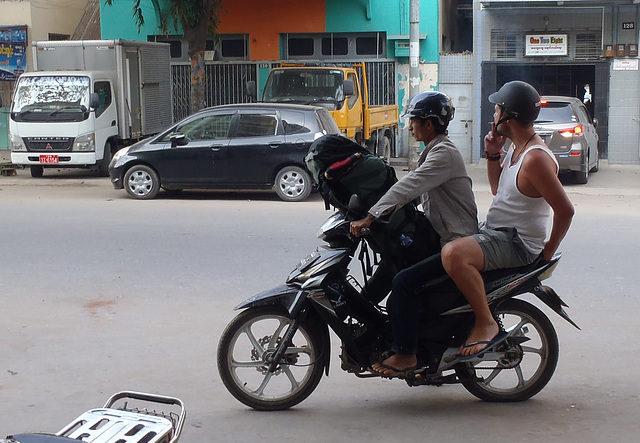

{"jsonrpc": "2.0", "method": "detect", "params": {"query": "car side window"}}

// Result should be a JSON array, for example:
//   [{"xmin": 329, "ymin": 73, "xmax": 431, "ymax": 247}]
[
  {"xmin": 576, "ymin": 105, "xmax": 591, "ymax": 124},
  {"xmin": 163, "ymin": 114, "xmax": 233, "ymax": 142},
  {"xmin": 94, "ymin": 81, "xmax": 112, "ymax": 118},
  {"xmin": 235, "ymin": 114, "xmax": 277, "ymax": 137},
  {"xmin": 281, "ymin": 110, "xmax": 311, "ymax": 135}
]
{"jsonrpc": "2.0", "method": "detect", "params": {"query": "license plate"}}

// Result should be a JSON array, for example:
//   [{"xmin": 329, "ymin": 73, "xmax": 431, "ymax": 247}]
[{"xmin": 39, "ymin": 154, "xmax": 59, "ymax": 164}]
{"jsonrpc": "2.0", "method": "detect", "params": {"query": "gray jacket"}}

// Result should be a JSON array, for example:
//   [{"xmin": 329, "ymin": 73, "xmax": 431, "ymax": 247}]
[{"xmin": 368, "ymin": 133, "xmax": 478, "ymax": 244}]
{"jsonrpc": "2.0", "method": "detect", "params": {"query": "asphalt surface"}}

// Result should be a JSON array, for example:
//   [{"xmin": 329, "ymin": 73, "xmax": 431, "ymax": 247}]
[{"xmin": 1, "ymin": 159, "xmax": 639, "ymax": 442}]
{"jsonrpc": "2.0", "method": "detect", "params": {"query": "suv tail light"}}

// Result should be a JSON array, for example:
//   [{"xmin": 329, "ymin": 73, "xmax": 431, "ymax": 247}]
[{"xmin": 559, "ymin": 125, "xmax": 583, "ymax": 137}]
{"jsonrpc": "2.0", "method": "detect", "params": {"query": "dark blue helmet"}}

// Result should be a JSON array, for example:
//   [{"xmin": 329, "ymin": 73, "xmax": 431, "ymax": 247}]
[{"xmin": 402, "ymin": 91, "xmax": 455, "ymax": 127}]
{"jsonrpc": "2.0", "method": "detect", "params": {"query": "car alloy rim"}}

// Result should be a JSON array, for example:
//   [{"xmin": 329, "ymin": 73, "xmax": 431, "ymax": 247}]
[
  {"xmin": 279, "ymin": 170, "xmax": 305, "ymax": 197},
  {"xmin": 127, "ymin": 170, "xmax": 154, "ymax": 196}
]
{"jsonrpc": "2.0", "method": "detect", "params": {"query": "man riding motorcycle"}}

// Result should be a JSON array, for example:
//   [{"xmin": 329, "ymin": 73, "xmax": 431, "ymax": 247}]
[{"xmin": 349, "ymin": 91, "xmax": 478, "ymax": 377}]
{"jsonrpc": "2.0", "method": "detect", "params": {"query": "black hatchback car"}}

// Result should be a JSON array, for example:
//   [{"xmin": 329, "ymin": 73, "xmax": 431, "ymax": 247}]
[{"xmin": 109, "ymin": 103, "xmax": 340, "ymax": 201}]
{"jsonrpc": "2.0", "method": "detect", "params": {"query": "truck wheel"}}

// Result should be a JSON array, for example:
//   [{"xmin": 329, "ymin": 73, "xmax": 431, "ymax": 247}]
[
  {"xmin": 124, "ymin": 165, "xmax": 160, "ymax": 200},
  {"xmin": 99, "ymin": 142, "xmax": 113, "ymax": 177},
  {"xmin": 275, "ymin": 166, "xmax": 311, "ymax": 202},
  {"xmin": 377, "ymin": 135, "xmax": 391, "ymax": 160},
  {"xmin": 30, "ymin": 165, "xmax": 44, "ymax": 178}
]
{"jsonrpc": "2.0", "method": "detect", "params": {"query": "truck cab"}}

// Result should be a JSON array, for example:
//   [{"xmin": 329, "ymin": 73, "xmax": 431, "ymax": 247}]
[
  {"xmin": 8, "ymin": 39, "xmax": 171, "ymax": 177},
  {"xmin": 10, "ymin": 71, "xmax": 118, "ymax": 177},
  {"xmin": 258, "ymin": 62, "xmax": 398, "ymax": 159}
]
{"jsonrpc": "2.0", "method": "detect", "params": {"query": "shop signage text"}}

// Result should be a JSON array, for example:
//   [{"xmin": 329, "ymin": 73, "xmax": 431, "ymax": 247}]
[{"xmin": 525, "ymin": 34, "xmax": 568, "ymax": 56}]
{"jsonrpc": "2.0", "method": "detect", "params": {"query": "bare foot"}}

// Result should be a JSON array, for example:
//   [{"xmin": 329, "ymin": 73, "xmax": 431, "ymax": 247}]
[
  {"xmin": 371, "ymin": 353, "xmax": 417, "ymax": 376},
  {"xmin": 458, "ymin": 322, "xmax": 500, "ymax": 356}
]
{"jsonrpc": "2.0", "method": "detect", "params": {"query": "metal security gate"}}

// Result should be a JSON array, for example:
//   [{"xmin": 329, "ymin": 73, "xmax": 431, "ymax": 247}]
[
  {"xmin": 171, "ymin": 60, "xmax": 396, "ymax": 122},
  {"xmin": 171, "ymin": 62, "xmax": 258, "ymax": 122}
]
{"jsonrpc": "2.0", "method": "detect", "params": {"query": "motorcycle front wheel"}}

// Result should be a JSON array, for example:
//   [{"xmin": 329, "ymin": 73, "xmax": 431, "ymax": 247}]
[
  {"xmin": 217, "ymin": 306, "xmax": 326, "ymax": 411},
  {"xmin": 458, "ymin": 298, "xmax": 559, "ymax": 402}
]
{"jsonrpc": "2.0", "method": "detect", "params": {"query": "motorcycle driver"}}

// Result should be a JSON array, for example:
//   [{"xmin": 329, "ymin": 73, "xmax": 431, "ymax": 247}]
[
  {"xmin": 350, "ymin": 91, "xmax": 478, "ymax": 376},
  {"xmin": 441, "ymin": 81, "xmax": 574, "ymax": 358}
]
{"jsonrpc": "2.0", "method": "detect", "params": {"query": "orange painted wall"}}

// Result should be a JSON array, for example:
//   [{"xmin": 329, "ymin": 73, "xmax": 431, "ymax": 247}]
[{"xmin": 218, "ymin": 0, "xmax": 326, "ymax": 60}]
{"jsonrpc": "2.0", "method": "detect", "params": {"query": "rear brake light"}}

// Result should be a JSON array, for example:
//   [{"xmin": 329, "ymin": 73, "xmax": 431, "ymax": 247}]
[
  {"xmin": 559, "ymin": 125, "xmax": 583, "ymax": 137},
  {"xmin": 540, "ymin": 99, "xmax": 548, "ymax": 105}
]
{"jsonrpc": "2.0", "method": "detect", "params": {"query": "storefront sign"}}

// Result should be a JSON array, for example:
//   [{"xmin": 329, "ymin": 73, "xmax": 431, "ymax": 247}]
[
  {"xmin": 525, "ymin": 34, "xmax": 568, "ymax": 56},
  {"xmin": 613, "ymin": 59, "xmax": 639, "ymax": 71},
  {"xmin": 0, "ymin": 26, "xmax": 27, "ymax": 81}
]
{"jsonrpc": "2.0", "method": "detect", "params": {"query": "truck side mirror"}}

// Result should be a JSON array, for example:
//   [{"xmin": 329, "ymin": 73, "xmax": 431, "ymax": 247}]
[
  {"xmin": 245, "ymin": 80, "xmax": 257, "ymax": 100},
  {"xmin": 89, "ymin": 92, "xmax": 100, "ymax": 110},
  {"xmin": 343, "ymin": 79, "xmax": 355, "ymax": 96},
  {"xmin": 170, "ymin": 133, "xmax": 188, "ymax": 147}
]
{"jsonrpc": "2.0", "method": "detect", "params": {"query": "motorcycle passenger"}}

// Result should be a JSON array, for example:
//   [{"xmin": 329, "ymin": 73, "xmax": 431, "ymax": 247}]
[
  {"xmin": 441, "ymin": 81, "xmax": 574, "ymax": 358},
  {"xmin": 350, "ymin": 91, "xmax": 478, "ymax": 376}
]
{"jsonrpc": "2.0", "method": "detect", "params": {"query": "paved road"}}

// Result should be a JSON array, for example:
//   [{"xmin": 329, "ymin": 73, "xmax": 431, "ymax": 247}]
[{"xmin": 1, "ymin": 161, "xmax": 639, "ymax": 442}]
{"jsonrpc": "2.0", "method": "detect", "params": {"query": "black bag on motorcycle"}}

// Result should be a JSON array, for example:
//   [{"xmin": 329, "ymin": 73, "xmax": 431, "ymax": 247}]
[{"xmin": 305, "ymin": 135, "xmax": 440, "ymax": 267}]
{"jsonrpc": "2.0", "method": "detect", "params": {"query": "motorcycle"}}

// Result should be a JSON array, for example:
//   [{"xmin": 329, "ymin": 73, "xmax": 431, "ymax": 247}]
[
  {"xmin": 1, "ymin": 391, "xmax": 186, "ymax": 443},
  {"xmin": 216, "ymin": 197, "xmax": 579, "ymax": 411}
]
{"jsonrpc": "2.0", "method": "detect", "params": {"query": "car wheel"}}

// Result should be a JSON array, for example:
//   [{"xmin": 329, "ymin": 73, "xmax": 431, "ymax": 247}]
[
  {"xmin": 124, "ymin": 165, "xmax": 160, "ymax": 200},
  {"xmin": 377, "ymin": 135, "xmax": 392, "ymax": 160},
  {"xmin": 574, "ymin": 156, "xmax": 589, "ymax": 184},
  {"xmin": 590, "ymin": 150, "xmax": 599, "ymax": 173},
  {"xmin": 275, "ymin": 166, "xmax": 312, "ymax": 202},
  {"xmin": 30, "ymin": 165, "xmax": 44, "ymax": 178},
  {"xmin": 99, "ymin": 142, "xmax": 113, "ymax": 177}
]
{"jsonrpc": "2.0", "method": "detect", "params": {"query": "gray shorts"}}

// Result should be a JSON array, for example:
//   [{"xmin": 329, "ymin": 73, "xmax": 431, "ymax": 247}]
[{"xmin": 472, "ymin": 227, "xmax": 538, "ymax": 271}]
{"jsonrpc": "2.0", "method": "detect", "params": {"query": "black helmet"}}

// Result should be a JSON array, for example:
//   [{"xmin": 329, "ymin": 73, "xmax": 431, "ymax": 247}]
[
  {"xmin": 489, "ymin": 81, "xmax": 541, "ymax": 123},
  {"xmin": 402, "ymin": 91, "xmax": 455, "ymax": 127}
]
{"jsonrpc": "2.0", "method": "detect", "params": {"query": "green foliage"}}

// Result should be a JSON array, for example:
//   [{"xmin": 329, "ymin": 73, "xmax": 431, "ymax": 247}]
[
  {"xmin": 104, "ymin": 0, "xmax": 145, "ymax": 29},
  {"xmin": 105, "ymin": 0, "xmax": 219, "ymax": 34}
]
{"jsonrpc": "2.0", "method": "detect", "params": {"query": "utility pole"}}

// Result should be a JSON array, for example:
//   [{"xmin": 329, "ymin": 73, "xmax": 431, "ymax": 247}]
[
  {"xmin": 409, "ymin": 0, "xmax": 420, "ymax": 99},
  {"xmin": 408, "ymin": 0, "xmax": 420, "ymax": 170}
]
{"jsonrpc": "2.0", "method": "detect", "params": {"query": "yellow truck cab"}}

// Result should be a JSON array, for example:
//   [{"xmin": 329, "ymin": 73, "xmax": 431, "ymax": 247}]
[{"xmin": 258, "ymin": 62, "xmax": 398, "ymax": 158}]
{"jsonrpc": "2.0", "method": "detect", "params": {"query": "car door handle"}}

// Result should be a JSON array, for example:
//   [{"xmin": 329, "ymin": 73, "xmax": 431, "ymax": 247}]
[
  {"xmin": 269, "ymin": 143, "xmax": 281, "ymax": 149},
  {"xmin": 210, "ymin": 144, "xmax": 224, "ymax": 151}
]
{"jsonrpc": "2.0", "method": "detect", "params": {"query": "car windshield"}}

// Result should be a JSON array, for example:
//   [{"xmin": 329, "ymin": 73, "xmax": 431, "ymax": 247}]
[
  {"xmin": 263, "ymin": 69, "xmax": 345, "ymax": 105},
  {"xmin": 536, "ymin": 102, "xmax": 576, "ymax": 124},
  {"xmin": 11, "ymin": 75, "xmax": 91, "ymax": 122}
]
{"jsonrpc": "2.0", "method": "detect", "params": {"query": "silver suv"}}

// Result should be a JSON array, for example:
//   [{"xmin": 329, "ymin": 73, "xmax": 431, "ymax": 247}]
[{"xmin": 534, "ymin": 96, "xmax": 599, "ymax": 184}]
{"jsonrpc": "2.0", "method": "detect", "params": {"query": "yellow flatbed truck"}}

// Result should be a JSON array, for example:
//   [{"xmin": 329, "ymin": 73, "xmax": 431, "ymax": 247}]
[{"xmin": 257, "ymin": 62, "xmax": 398, "ymax": 158}]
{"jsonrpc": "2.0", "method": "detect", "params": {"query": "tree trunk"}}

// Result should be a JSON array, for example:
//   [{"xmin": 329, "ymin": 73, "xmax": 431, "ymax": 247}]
[
  {"xmin": 182, "ymin": 1, "xmax": 218, "ymax": 114},
  {"xmin": 189, "ymin": 49, "xmax": 206, "ymax": 113}
]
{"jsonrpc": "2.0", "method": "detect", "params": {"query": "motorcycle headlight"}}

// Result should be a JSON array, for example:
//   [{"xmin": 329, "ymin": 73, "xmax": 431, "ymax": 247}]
[
  {"xmin": 10, "ymin": 132, "xmax": 26, "ymax": 151},
  {"xmin": 72, "ymin": 133, "xmax": 95, "ymax": 151}
]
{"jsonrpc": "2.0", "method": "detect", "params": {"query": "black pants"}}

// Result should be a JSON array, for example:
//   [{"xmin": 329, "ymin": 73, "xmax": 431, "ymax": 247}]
[{"xmin": 387, "ymin": 253, "xmax": 446, "ymax": 354}]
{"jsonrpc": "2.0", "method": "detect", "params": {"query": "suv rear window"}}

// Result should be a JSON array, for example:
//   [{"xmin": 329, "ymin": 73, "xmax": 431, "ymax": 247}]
[{"xmin": 537, "ymin": 103, "xmax": 576, "ymax": 123}]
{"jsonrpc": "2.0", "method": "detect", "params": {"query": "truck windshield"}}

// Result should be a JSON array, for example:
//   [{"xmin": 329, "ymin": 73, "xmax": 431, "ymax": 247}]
[
  {"xmin": 262, "ymin": 69, "xmax": 344, "ymax": 108},
  {"xmin": 11, "ymin": 75, "xmax": 91, "ymax": 122}
]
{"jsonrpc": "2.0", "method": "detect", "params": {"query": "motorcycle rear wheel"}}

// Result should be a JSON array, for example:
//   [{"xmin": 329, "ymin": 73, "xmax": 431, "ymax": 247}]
[
  {"xmin": 217, "ymin": 306, "xmax": 326, "ymax": 410},
  {"xmin": 458, "ymin": 298, "xmax": 559, "ymax": 402}
]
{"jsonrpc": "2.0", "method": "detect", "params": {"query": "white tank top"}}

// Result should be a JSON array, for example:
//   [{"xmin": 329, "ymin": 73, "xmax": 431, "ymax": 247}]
[{"xmin": 485, "ymin": 145, "xmax": 558, "ymax": 255}]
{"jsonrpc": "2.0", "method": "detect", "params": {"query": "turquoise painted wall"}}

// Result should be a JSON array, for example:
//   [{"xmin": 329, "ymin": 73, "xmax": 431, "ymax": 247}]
[
  {"xmin": 100, "ymin": 0, "xmax": 173, "ymax": 40},
  {"xmin": 102, "ymin": 0, "xmax": 440, "ymax": 62},
  {"xmin": 325, "ymin": 0, "xmax": 439, "ymax": 62}
]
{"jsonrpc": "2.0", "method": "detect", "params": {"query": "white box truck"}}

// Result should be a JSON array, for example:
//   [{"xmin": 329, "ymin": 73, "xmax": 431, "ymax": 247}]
[{"xmin": 9, "ymin": 40, "xmax": 172, "ymax": 177}]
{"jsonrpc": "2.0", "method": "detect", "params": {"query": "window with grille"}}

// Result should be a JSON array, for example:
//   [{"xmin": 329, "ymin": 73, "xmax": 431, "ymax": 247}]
[
  {"xmin": 575, "ymin": 33, "xmax": 601, "ymax": 59},
  {"xmin": 491, "ymin": 31, "xmax": 520, "ymax": 59},
  {"xmin": 282, "ymin": 32, "xmax": 387, "ymax": 59}
]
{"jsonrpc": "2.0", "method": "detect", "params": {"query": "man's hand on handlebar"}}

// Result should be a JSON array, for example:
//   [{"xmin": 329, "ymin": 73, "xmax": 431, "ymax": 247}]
[{"xmin": 350, "ymin": 214, "xmax": 374, "ymax": 237}]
